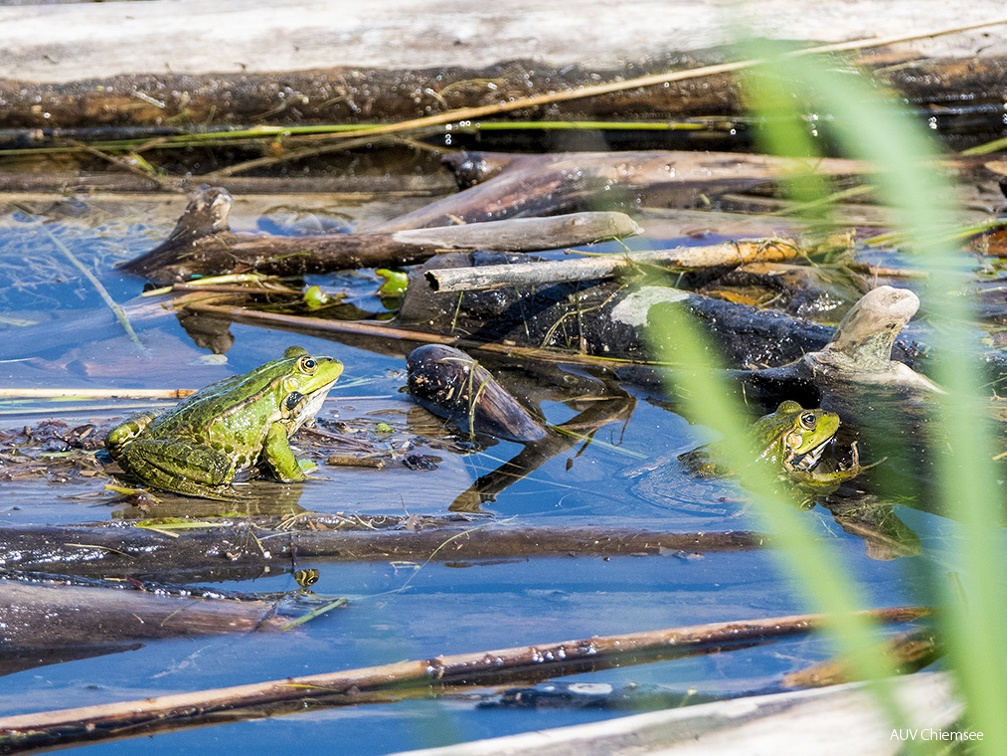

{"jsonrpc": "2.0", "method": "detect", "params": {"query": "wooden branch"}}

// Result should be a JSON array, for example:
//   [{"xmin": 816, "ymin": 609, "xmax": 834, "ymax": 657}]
[
  {"xmin": 0, "ymin": 607, "xmax": 929, "ymax": 751},
  {"xmin": 425, "ymin": 239, "xmax": 802, "ymax": 292},
  {"xmin": 120, "ymin": 185, "xmax": 640, "ymax": 283},
  {"xmin": 393, "ymin": 212, "xmax": 641, "ymax": 251}
]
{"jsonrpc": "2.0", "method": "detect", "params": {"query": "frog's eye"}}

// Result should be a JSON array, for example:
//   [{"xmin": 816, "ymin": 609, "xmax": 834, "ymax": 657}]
[
  {"xmin": 295, "ymin": 568, "xmax": 320, "ymax": 588},
  {"xmin": 298, "ymin": 355, "xmax": 317, "ymax": 374},
  {"xmin": 799, "ymin": 412, "xmax": 817, "ymax": 430}
]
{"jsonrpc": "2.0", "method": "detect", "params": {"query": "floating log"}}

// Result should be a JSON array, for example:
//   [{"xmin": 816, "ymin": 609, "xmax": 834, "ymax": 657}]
[
  {"xmin": 120, "ymin": 186, "xmax": 640, "ymax": 283},
  {"xmin": 0, "ymin": 61, "xmax": 743, "ymax": 132},
  {"xmin": 0, "ymin": 521, "xmax": 764, "ymax": 579},
  {"xmin": 400, "ymin": 253, "xmax": 844, "ymax": 367}
]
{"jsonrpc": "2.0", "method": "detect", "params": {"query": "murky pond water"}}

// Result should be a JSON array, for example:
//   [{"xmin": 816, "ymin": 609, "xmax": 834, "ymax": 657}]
[{"xmin": 0, "ymin": 194, "xmax": 940, "ymax": 753}]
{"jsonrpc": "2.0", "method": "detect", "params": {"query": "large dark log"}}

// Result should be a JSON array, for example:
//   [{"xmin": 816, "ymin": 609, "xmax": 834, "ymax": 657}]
[
  {"xmin": 0, "ymin": 60, "xmax": 741, "ymax": 132},
  {"xmin": 398, "ymin": 251, "xmax": 842, "ymax": 368},
  {"xmin": 1, "ymin": 54, "xmax": 1005, "ymax": 154}
]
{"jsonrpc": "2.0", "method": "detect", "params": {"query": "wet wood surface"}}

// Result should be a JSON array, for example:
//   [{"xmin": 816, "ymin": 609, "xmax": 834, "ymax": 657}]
[{"xmin": 0, "ymin": 520, "xmax": 763, "ymax": 579}]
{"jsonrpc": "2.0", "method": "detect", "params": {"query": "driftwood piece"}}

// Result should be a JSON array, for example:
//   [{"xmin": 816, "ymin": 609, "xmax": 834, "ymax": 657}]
[
  {"xmin": 0, "ymin": 579, "xmax": 285, "ymax": 649},
  {"xmin": 0, "ymin": 521, "xmax": 763, "ymax": 578},
  {"xmin": 368, "ymin": 150, "xmax": 867, "ymax": 232},
  {"xmin": 0, "ymin": 606, "xmax": 928, "ymax": 751},
  {"xmin": 120, "ymin": 186, "xmax": 640, "ymax": 283},
  {"xmin": 3, "ymin": 2, "xmax": 1007, "ymax": 151},
  {"xmin": 425, "ymin": 239, "xmax": 803, "ymax": 292},
  {"xmin": 736, "ymin": 285, "xmax": 941, "ymax": 402}
]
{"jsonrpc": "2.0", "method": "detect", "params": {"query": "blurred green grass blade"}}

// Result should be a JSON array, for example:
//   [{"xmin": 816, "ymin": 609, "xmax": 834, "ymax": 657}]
[
  {"xmin": 741, "ymin": 50, "xmax": 834, "ymax": 221},
  {"xmin": 776, "ymin": 46, "xmax": 1007, "ymax": 745},
  {"xmin": 696, "ymin": 37, "xmax": 1006, "ymax": 745},
  {"xmin": 649, "ymin": 301, "xmax": 907, "ymax": 727}
]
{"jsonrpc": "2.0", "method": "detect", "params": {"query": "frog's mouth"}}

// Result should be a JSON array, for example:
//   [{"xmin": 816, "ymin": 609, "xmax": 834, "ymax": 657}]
[
  {"xmin": 792, "ymin": 438, "xmax": 831, "ymax": 471},
  {"xmin": 794, "ymin": 437, "xmax": 861, "ymax": 475}
]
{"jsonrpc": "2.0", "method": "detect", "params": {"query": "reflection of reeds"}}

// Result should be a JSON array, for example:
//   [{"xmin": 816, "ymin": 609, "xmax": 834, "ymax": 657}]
[{"xmin": 651, "ymin": 41, "xmax": 1005, "ymax": 742}]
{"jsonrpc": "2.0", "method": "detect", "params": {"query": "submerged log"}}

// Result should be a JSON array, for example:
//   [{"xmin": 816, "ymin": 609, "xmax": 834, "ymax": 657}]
[
  {"xmin": 0, "ymin": 577, "xmax": 286, "ymax": 649},
  {"xmin": 0, "ymin": 521, "xmax": 762, "ymax": 579},
  {"xmin": 120, "ymin": 186, "xmax": 640, "ymax": 283}
]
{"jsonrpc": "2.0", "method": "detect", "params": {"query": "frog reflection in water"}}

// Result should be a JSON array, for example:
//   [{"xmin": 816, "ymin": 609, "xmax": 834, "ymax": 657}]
[
  {"xmin": 677, "ymin": 400, "xmax": 861, "ymax": 494},
  {"xmin": 105, "ymin": 346, "xmax": 343, "ymax": 500}
]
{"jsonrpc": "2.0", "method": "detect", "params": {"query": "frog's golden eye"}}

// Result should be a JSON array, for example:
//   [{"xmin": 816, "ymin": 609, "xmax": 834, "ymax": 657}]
[
  {"xmin": 298, "ymin": 355, "xmax": 317, "ymax": 374},
  {"xmin": 295, "ymin": 568, "xmax": 319, "ymax": 587},
  {"xmin": 799, "ymin": 412, "xmax": 817, "ymax": 430}
]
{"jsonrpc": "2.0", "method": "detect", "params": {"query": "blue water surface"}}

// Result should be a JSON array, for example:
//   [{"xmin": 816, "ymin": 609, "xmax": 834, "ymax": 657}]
[{"xmin": 0, "ymin": 199, "xmax": 937, "ymax": 754}]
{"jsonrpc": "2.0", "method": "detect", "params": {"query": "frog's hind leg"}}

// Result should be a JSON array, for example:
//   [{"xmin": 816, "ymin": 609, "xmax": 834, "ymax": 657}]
[{"xmin": 116, "ymin": 438, "xmax": 235, "ymax": 499}]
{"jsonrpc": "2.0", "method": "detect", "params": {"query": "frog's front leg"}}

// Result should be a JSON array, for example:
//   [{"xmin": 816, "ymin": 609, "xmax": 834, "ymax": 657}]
[
  {"xmin": 261, "ymin": 422, "xmax": 311, "ymax": 482},
  {"xmin": 117, "ymin": 438, "xmax": 236, "ymax": 497}
]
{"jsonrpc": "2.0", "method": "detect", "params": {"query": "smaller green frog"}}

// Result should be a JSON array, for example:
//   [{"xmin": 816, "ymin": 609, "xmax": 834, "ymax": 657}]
[
  {"xmin": 106, "ymin": 346, "xmax": 343, "ymax": 499},
  {"xmin": 679, "ymin": 400, "xmax": 860, "ymax": 489}
]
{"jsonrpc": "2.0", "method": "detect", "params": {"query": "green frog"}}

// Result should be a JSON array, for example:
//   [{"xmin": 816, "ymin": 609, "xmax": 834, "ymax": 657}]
[
  {"xmin": 105, "ymin": 346, "xmax": 343, "ymax": 499},
  {"xmin": 679, "ymin": 400, "xmax": 860, "ymax": 488}
]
